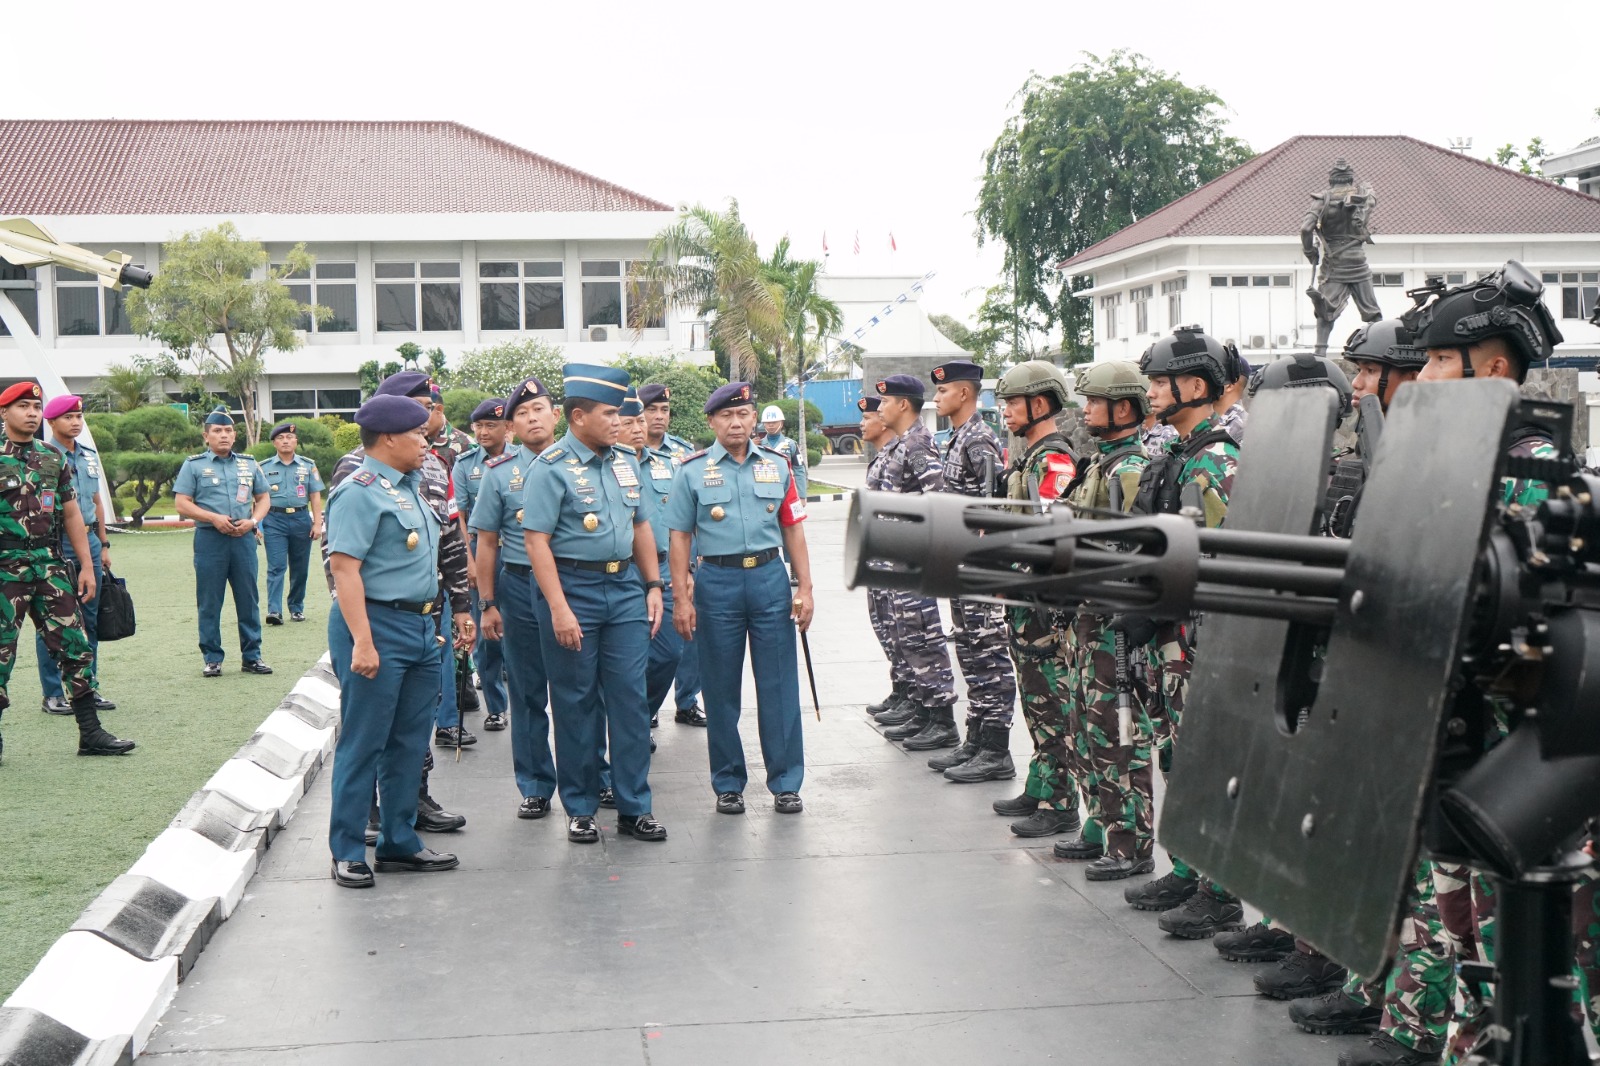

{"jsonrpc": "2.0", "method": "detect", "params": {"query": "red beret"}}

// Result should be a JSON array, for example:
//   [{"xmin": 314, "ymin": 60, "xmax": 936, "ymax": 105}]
[{"xmin": 0, "ymin": 381, "xmax": 43, "ymax": 407}]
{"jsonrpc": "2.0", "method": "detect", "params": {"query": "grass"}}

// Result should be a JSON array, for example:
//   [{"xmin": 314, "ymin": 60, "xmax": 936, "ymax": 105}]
[
  {"xmin": 0, "ymin": 529, "xmax": 333, "ymax": 999},
  {"xmin": 806, "ymin": 480, "xmax": 847, "ymax": 497}
]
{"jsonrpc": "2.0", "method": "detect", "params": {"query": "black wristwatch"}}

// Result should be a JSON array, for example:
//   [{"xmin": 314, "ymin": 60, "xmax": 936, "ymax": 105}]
[
  {"xmin": 479, "ymin": 599, "xmax": 497, "ymax": 609},
  {"xmin": 644, "ymin": 579, "xmax": 665, "ymax": 591}
]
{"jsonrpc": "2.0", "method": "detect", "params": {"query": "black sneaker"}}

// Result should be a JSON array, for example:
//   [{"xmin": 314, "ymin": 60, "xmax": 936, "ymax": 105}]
[
  {"xmin": 241, "ymin": 660, "xmax": 273, "ymax": 675},
  {"xmin": 1124, "ymin": 871, "xmax": 1198, "ymax": 911},
  {"xmin": 290, "ymin": 612, "xmax": 306, "ymax": 622},
  {"xmin": 616, "ymin": 813, "xmax": 667, "ymax": 841},
  {"xmin": 1288, "ymin": 989, "xmax": 1383, "ymax": 1035},
  {"xmin": 674, "ymin": 704, "xmax": 707, "ymax": 726},
  {"xmin": 1158, "ymin": 888, "xmax": 1244, "ymax": 938},
  {"xmin": 598, "ymin": 787, "xmax": 617, "ymax": 809},
  {"xmin": 716, "ymin": 792, "xmax": 746, "ymax": 815},
  {"xmin": 265, "ymin": 613, "xmax": 284, "ymax": 626},
  {"xmin": 1052, "ymin": 835, "xmax": 1105, "ymax": 861},
  {"xmin": 517, "ymin": 796, "xmax": 550, "ymax": 820},
  {"xmin": 568, "ymin": 815, "xmax": 599, "ymax": 843},
  {"xmin": 1337, "ymin": 1032, "xmax": 1440, "ymax": 1066},
  {"xmin": 483, "ymin": 713, "xmax": 507, "ymax": 731},
  {"xmin": 1254, "ymin": 948, "xmax": 1348, "ymax": 1000},
  {"xmin": 202, "ymin": 662, "xmax": 222, "ymax": 678},
  {"xmin": 434, "ymin": 726, "xmax": 477, "ymax": 748},
  {"xmin": 774, "ymin": 792, "xmax": 803, "ymax": 814},
  {"xmin": 1084, "ymin": 855, "xmax": 1155, "ymax": 881},
  {"xmin": 1214, "ymin": 921, "xmax": 1296, "ymax": 963},
  {"xmin": 1009, "ymin": 808, "xmax": 1081, "ymax": 838}
]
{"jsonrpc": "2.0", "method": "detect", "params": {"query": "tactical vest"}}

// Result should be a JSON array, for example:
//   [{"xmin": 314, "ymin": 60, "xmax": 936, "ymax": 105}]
[
  {"xmin": 1131, "ymin": 426, "xmax": 1233, "ymax": 517},
  {"xmin": 1005, "ymin": 433, "xmax": 1077, "ymax": 502},
  {"xmin": 1322, "ymin": 450, "xmax": 1365, "ymax": 538},
  {"xmin": 1069, "ymin": 437, "xmax": 1145, "ymax": 514}
]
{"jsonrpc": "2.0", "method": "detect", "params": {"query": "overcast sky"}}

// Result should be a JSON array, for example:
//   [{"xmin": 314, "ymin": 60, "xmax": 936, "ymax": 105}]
[{"xmin": 12, "ymin": 0, "xmax": 1598, "ymax": 323}]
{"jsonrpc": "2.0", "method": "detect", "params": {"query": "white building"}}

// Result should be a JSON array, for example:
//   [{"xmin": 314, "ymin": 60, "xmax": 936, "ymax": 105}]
[
  {"xmin": 1546, "ymin": 137, "xmax": 1600, "ymax": 199},
  {"xmin": 0, "ymin": 120, "xmax": 687, "ymax": 421},
  {"xmin": 1060, "ymin": 135, "xmax": 1600, "ymax": 367}
]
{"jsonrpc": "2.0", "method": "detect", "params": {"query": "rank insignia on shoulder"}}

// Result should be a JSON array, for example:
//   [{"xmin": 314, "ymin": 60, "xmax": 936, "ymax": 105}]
[
  {"xmin": 539, "ymin": 447, "xmax": 566, "ymax": 464},
  {"xmin": 683, "ymin": 449, "xmax": 708, "ymax": 462},
  {"xmin": 351, "ymin": 471, "xmax": 377, "ymax": 486},
  {"xmin": 485, "ymin": 452, "xmax": 514, "ymax": 468},
  {"xmin": 188, "ymin": 451, "xmax": 209, "ymax": 461}
]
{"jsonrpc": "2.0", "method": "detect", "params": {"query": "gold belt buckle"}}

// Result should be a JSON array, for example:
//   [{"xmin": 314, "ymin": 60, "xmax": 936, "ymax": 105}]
[
  {"xmin": 605, "ymin": 560, "xmax": 621, "ymax": 574},
  {"xmin": 742, "ymin": 555, "xmax": 757, "ymax": 569},
  {"xmin": 284, "ymin": 507, "xmax": 297, "ymax": 514},
  {"xmin": 422, "ymin": 601, "xmax": 434, "ymax": 614}
]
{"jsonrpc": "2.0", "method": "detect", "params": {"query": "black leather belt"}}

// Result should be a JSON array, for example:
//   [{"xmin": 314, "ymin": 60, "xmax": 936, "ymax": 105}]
[
  {"xmin": 366, "ymin": 597, "xmax": 437, "ymax": 615},
  {"xmin": 270, "ymin": 506, "xmax": 305, "ymax": 514},
  {"xmin": 0, "ymin": 535, "xmax": 53, "ymax": 550},
  {"xmin": 701, "ymin": 547, "xmax": 781, "ymax": 569},
  {"xmin": 554, "ymin": 557, "xmax": 632, "ymax": 574},
  {"xmin": 503, "ymin": 562, "xmax": 532, "ymax": 576}
]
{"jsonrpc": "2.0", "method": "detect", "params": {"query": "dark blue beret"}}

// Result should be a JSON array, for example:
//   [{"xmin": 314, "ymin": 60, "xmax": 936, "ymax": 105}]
[
  {"xmin": 470, "ymin": 398, "xmax": 507, "ymax": 422},
  {"xmin": 704, "ymin": 381, "xmax": 756, "ymax": 415},
  {"xmin": 857, "ymin": 396, "xmax": 882, "ymax": 413},
  {"xmin": 374, "ymin": 371, "xmax": 433, "ymax": 399},
  {"xmin": 562, "ymin": 363, "xmax": 629, "ymax": 406},
  {"xmin": 638, "ymin": 383, "xmax": 671, "ymax": 407},
  {"xmin": 203, "ymin": 405, "xmax": 235, "ymax": 427},
  {"xmin": 506, "ymin": 377, "xmax": 551, "ymax": 414},
  {"xmin": 269, "ymin": 422, "xmax": 296, "ymax": 439},
  {"xmin": 931, "ymin": 361, "xmax": 982, "ymax": 385},
  {"xmin": 620, "ymin": 386, "xmax": 643, "ymax": 418},
  {"xmin": 354, "ymin": 394, "xmax": 430, "ymax": 434},
  {"xmin": 875, "ymin": 374, "xmax": 924, "ymax": 401}
]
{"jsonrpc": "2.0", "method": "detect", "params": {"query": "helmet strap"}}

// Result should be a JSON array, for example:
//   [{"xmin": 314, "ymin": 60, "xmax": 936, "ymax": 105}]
[
  {"xmin": 1457, "ymin": 347, "xmax": 1476, "ymax": 379},
  {"xmin": 1155, "ymin": 374, "xmax": 1214, "ymax": 423},
  {"xmin": 1376, "ymin": 366, "xmax": 1392, "ymax": 412}
]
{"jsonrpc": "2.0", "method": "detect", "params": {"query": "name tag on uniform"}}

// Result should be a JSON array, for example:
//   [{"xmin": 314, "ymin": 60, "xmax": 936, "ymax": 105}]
[
  {"xmin": 612, "ymin": 459, "xmax": 639, "ymax": 488},
  {"xmin": 650, "ymin": 460, "xmax": 672, "ymax": 481},
  {"xmin": 296, "ymin": 484, "xmax": 307, "ymax": 498},
  {"xmin": 40, "ymin": 491, "xmax": 55, "ymax": 511},
  {"xmin": 236, "ymin": 482, "xmax": 250, "ymax": 503},
  {"xmin": 701, "ymin": 477, "xmax": 724, "ymax": 488},
  {"xmin": 753, "ymin": 461, "xmax": 780, "ymax": 484}
]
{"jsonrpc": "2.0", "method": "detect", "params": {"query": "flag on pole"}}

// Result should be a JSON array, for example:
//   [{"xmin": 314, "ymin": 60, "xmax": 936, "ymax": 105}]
[
  {"xmin": 889, "ymin": 232, "xmax": 897, "ymax": 252},
  {"xmin": 853, "ymin": 231, "xmax": 860, "ymax": 255},
  {"xmin": 822, "ymin": 231, "xmax": 828, "ymax": 254}
]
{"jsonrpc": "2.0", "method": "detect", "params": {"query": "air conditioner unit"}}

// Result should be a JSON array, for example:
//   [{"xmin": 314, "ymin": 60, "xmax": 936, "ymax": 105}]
[
  {"xmin": 1248, "ymin": 335, "xmax": 1266, "ymax": 350},
  {"xmin": 1276, "ymin": 335, "xmax": 1290, "ymax": 348},
  {"xmin": 588, "ymin": 326, "xmax": 610, "ymax": 342}
]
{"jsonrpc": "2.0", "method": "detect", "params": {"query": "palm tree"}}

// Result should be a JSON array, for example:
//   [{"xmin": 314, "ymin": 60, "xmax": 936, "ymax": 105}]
[
  {"xmin": 763, "ymin": 238, "xmax": 843, "ymax": 459},
  {"xmin": 632, "ymin": 200, "xmax": 783, "ymax": 382},
  {"xmin": 93, "ymin": 360, "xmax": 160, "ymax": 412}
]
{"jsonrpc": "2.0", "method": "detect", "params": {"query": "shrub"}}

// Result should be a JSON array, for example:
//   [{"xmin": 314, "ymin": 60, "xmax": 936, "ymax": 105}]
[{"xmin": 334, "ymin": 422, "xmax": 362, "ymax": 455}]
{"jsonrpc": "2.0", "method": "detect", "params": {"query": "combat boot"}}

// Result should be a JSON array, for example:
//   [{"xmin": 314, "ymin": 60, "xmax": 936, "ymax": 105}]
[
  {"xmin": 867, "ymin": 682, "xmax": 907, "ymax": 716},
  {"xmin": 1213, "ymin": 921, "xmax": 1295, "ymax": 963},
  {"xmin": 1157, "ymin": 885, "xmax": 1244, "ymax": 938},
  {"xmin": 1253, "ymin": 948, "xmax": 1347, "ymax": 1000},
  {"xmin": 1337, "ymin": 1033, "xmax": 1440, "ymax": 1066},
  {"xmin": 945, "ymin": 726, "xmax": 1016, "ymax": 782},
  {"xmin": 902, "ymin": 704, "xmax": 959, "ymax": 750},
  {"xmin": 1009, "ymin": 807, "xmax": 1081, "ymax": 838},
  {"xmin": 992, "ymin": 791, "xmax": 1038, "ymax": 817},
  {"xmin": 73, "ymin": 695, "xmax": 134, "ymax": 756},
  {"xmin": 1124, "ymin": 871, "xmax": 1198, "ymax": 911},
  {"xmin": 882, "ymin": 704, "xmax": 931, "ymax": 741},
  {"xmin": 1287, "ymin": 989, "xmax": 1383, "ymax": 1035},
  {"xmin": 873, "ymin": 695, "xmax": 920, "ymax": 726},
  {"xmin": 927, "ymin": 717, "xmax": 982, "ymax": 770}
]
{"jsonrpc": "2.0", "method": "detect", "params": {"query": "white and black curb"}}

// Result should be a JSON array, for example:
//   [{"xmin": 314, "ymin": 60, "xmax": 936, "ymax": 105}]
[
  {"xmin": 0, "ymin": 654, "xmax": 342, "ymax": 1064},
  {"xmin": 805, "ymin": 490, "xmax": 852, "ymax": 503}
]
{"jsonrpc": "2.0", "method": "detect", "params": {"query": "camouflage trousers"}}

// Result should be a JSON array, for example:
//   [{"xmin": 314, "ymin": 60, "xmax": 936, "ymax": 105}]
[
  {"xmin": 888, "ymin": 591, "xmax": 955, "ymax": 709},
  {"xmin": 1436, "ymin": 863, "xmax": 1494, "ymax": 1063},
  {"xmin": 1384, "ymin": 860, "xmax": 1455, "ymax": 1051},
  {"xmin": 1576, "ymin": 870, "xmax": 1600, "ymax": 1041},
  {"xmin": 948, "ymin": 598, "xmax": 1016, "ymax": 727},
  {"xmin": 1008, "ymin": 607, "xmax": 1079, "ymax": 812},
  {"xmin": 1063, "ymin": 613, "xmax": 1154, "ymax": 861},
  {"xmin": 0, "ymin": 557, "xmax": 94, "ymax": 713},
  {"xmin": 866, "ymin": 589, "xmax": 910, "ymax": 689}
]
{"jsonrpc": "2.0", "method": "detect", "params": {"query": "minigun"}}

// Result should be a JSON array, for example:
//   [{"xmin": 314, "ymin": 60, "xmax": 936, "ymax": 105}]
[{"xmin": 846, "ymin": 380, "xmax": 1599, "ymax": 1066}]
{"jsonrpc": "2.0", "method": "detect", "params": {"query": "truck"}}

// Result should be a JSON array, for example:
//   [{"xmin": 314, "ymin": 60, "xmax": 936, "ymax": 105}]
[{"xmin": 785, "ymin": 378, "xmax": 865, "ymax": 454}]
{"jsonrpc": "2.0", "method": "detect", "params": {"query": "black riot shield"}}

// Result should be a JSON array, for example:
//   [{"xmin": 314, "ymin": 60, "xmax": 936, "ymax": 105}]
[{"xmin": 1160, "ymin": 380, "xmax": 1518, "ymax": 978}]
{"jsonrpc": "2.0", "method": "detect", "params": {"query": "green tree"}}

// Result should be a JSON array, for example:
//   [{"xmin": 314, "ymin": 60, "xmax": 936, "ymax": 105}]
[
  {"xmin": 112, "ymin": 404, "xmax": 202, "ymax": 454},
  {"xmin": 453, "ymin": 337, "xmax": 567, "ymax": 399},
  {"xmin": 976, "ymin": 51, "xmax": 1252, "ymax": 358},
  {"xmin": 425, "ymin": 347, "xmax": 450, "ymax": 387},
  {"xmin": 762, "ymin": 237, "xmax": 842, "ymax": 471},
  {"xmin": 111, "ymin": 452, "xmax": 185, "ymax": 526},
  {"xmin": 442, "ymin": 388, "xmax": 491, "ymax": 430},
  {"xmin": 633, "ymin": 199, "xmax": 783, "ymax": 382},
  {"xmin": 615, "ymin": 353, "xmax": 726, "ymax": 446},
  {"xmin": 126, "ymin": 222, "xmax": 330, "ymax": 446},
  {"xmin": 91, "ymin": 360, "xmax": 161, "ymax": 413},
  {"xmin": 358, "ymin": 360, "xmax": 381, "ymax": 398},
  {"xmin": 394, "ymin": 341, "xmax": 424, "ymax": 368},
  {"xmin": 1489, "ymin": 138, "xmax": 1549, "ymax": 175}
]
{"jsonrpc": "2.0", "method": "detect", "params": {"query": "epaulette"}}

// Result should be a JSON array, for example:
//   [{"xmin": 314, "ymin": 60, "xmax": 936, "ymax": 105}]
[
  {"xmin": 350, "ymin": 471, "xmax": 377, "ymax": 486},
  {"xmin": 682, "ymin": 449, "xmax": 709, "ymax": 462},
  {"xmin": 187, "ymin": 451, "xmax": 208, "ymax": 461},
  {"xmin": 538, "ymin": 446, "xmax": 566, "ymax": 464},
  {"xmin": 485, "ymin": 451, "xmax": 515, "ymax": 468}
]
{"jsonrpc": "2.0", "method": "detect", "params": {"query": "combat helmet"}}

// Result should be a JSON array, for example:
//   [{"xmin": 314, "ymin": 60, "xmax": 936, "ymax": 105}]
[
  {"xmin": 1076, "ymin": 360, "xmax": 1149, "ymax": 435},
  {"xmin": 1247, "ymin": 353, "xmax": 1353, "ymax": 419},
  {"xmin": 996, "ymin": 360, "xmax": 1072, "ymax": 435},
  {"xmin": 1403, "ymin": 260, "xmax": 1563, "ymax": 378},
  {"xmin": 1139, "ymin": 326, "xmax": 1237, "ymax": 422},
  {"xmin": 1342, "ymin": 319, "xmax": 1422, "ymax": 369}
]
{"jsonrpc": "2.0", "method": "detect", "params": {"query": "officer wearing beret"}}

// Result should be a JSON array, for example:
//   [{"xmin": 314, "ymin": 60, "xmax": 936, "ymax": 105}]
[
  {"xmin": 174, "ymin": 406, "xmax": 272, "ymax": 678},
  {"xmin": 667, "ymin": 381, "xmax": 813, "ymax": 815},
  {"xmin": 0, "ymin": 381, "xmax": 133, "ymax": 762},
  {"xmin": 326, "ymin": 394, "xmax": 471, "ymax": 888},
  {"xmin": 260, "ymin": 422, "xmax": 325, "ymax": 626},
  {"xmin": 456, "ymin": 397, "xmax": 510, "ymax": 730},
  {"xmin": 633, "ymin": 388, "xmax": 692, "ymax": 734},
  {"xmin": 640, "ymin": 382, "xmax": 704, "ymax": 727},
  {"xmin": 472, "ymin": 377, "xmax": 561, "ymax": 820},
  {"xmin": 522, "ymin": 363, "xmax": 667, "ymax": 844},
  {"xmin": 35, "ymin": 393, "xmax": 118, "ymax": 715}
]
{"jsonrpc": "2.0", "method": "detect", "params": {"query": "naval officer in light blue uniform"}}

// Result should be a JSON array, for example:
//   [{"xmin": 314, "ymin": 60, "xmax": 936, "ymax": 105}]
[
  {"xmin": 667, "ymin": 382, "xmax": 814, "ymax": 816},
  {"xmin": 259, "ymin": 421, "xmax": 325, "ymax": 625}
]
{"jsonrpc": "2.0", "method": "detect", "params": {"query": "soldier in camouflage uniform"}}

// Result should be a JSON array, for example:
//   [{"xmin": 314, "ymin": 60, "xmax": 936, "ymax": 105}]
[
  {"xmin": 925, "ymin": 360, "xmax": 1019, "ymax": 783},
  {"xmin": 1120, "ymin": 326, "xmax": 1245, "ymax": 938},
  {"xmin": 858, "ymin": 397, "xmax": 915, "ymax": 721},
  {"xmin": 987, "ymin": 361, "xmax": 1086, "ymax": 839},
  {"xmin": 869, "ymin": 375, "xmax": 962, "ymax": 753},
  {"xmin": 1055, "ymin": 361, "xmax": 1157, "ymax": 878},
  {"xmin": 0, "ymin": 381, "xmax": 134, "ymax": 762}
]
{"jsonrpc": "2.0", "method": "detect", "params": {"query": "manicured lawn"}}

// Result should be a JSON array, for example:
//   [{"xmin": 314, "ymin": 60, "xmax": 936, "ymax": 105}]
[
  {"xmin": 807, "ymin": 480, "xmax": 846, "ymax": 497},
  {"xmin": 0, "ymin": 529, "xmax": 333, "ymax": 999}
]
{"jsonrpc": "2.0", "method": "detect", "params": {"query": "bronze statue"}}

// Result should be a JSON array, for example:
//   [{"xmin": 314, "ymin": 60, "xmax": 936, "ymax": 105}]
[{"xmin": 1301, "ymin": 159, "xmax": 1382, "ymax": 353}]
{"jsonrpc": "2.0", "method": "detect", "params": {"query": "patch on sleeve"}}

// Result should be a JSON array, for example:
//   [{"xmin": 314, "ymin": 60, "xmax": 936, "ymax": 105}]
[{"xmin": 1039, "ymin": 453, "xmax": 1078, "ymax": 501}]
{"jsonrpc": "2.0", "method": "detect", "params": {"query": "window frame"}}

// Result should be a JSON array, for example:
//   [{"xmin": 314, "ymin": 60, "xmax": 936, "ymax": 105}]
[
  {"xmin": 54, "ymin": 266, "xmax": 134, "ymax": 337},
  {"xmin": 478, "ymin": 260, "xmax": 566, "ymax": 332},
  {"xmin": 374, "ymin": 260, "xmax": 463, "ymax": 333}
]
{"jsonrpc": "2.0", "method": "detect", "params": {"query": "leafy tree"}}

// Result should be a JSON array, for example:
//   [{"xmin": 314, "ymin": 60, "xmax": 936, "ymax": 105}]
[
  {"xmin": 92, "ymin": 360, "xmax": 161, "ymax": 412},
  {"xmin": 442, "ymin": 388, "xmax": 491, "ymax": 430},
  {"xmin": 113, "ymin": 404, "xmax": 202, "ymax": 454},
  {"xmin": 1489, "ymin": 138, "xmax": 1549, "ymax": 176},
  {"xmin": 762, "ymin": 238, "xmax": 843, "ymax": 465},
  {"xmin": 616, "ymin": 352, "xmax": 726, "ymax": 446},
  {"xmin": 928, "ymin": 313, "xmax": 979, "ymax": 353},
  {"xmin": 633, "ymin": 199, "xmax": 783, "ymax": 382},
  {"xmin": 358, "ymin": 360, "xmax": 382, "ymax": 398},
  {"xmin": 380, "ymin": 361, "xmax": 403, "ymax": 381},
  {"xmin": 425, "ymin": 347, "xmax": 450, "ymax": 387},
  {"xmin": 976, "ymin": 51, "xmax": 1252, "ymax": 357},
  {"xmin": 111, "ymin": 452, "xmax": 185, "ymax": 526},
  {"xmin": 126, "ymin": 222, "xmax": 329, "ymax": 446},
  {"xmin": 394, "ymin": 341, "xmax": 424, "ymax": 368},
  {"xmin": 453, "ymin": 337, "xmax": 567, "ymax": 399}
]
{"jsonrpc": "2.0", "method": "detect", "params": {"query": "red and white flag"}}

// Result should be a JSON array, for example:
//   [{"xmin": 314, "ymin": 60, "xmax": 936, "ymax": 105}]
[
  {"xmin": 889, "ymin": 232, "xmax": 897, "ymax": 252},
  {"xmin": 822, "ymin": 231, "xmax": 829, "ymax": 254},
  {"xmin": 853, "ymin": 231, "xmax": 860, "ymax": 255}
]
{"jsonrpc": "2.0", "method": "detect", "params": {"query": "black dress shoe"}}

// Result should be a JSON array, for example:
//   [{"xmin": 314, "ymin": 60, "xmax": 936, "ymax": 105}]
[
  {"xmin": 1052, "ymin": 835, "xmax": 1105, "ymax": 861},
  {"xmin": 716, "ymin": 791, "xmax": 746, "ymax": 815},
  {"xmin": 416, "ymin": 794, "xmax": 466, "ymax": 832},
  {"xmin": 265, "ymin": 613, "xmax": 284, "ymax": 626},
  {"xmin": 598, "ymin": 787, "xmax": 617, "ymax": 809},
  {"xmin": 332, "ymin": 859, "xmax": 374, "ymax": 888},
  {"xmin": 616, "ymin": 813, "xmax": 668, "ymax": 841},
  {"xmin": 568, "ymin": 815, "xmax": 600, "ymax": 843},
  {"xmin": 241, "ymin": 660, "xmax": 274, "ymax": 675},
  {"xmin": 517, "ymin": 796, "xmax": 550, "ymax": 820},
  {"xmin": 373, "ymin": 848, "xmax": 459, "ymax": 873},
  {"xmin": 1009, "ymin": 808, "xmax": 1081, "ymax": 838},
  {"xmin": 202, "ymin": 662, "xmax": 222, "ymax": 678},
  {"xmin": 482, "ymin": 713, "xmax": 507, "ymax": 731},
  {"xmin": 674, "ymin": 704, "xmax": 707, "ymax": 726},
  {"xmin": 41, "ymin": 696, "xmax": 72, "ymax": 715},
  {"xmin": 1085, "ymin": 855, "xmax": 1156, "ymax": 882},
  {"xmin": 92, "ymin": 694, "xmax": 116, "ymax": 711},
  {"xmin": 434, "ymin": 726, "xmax": 477, "ymax": 748},
  {"xmin": 774, "ymin": 791, "xmax": 803, "ymax": 814},
  {"xmin": 290, "ymin": 611, "xmax": 306, "ymax": 622}
]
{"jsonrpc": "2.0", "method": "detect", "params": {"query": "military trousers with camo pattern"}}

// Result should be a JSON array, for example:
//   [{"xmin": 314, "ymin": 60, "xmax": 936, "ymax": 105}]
[
  {"xmin": 1008, "ymin": 607, "xmax": 1079, "ymax": 812},
  {"xmin": 866, "ymin": 588, "xmax": 910, "ymax": 690},
  {"xmin": 949, "ymin": 597, "xmax": 1015, "ymax": 727},
  {"xmin": 1063, "ymin": 613, "xmax": 1154, "ymax": 861},
  {"xmin": 1, "ymin": 555, "xmax": 95, "ymax": 714},
  {"xmin": 889, "ymin": 591, "xmax": 955, "ymax": 709},
  {"xmin": 1154, "ymin": 619, "xmax": 1231, "ymax": 898}
]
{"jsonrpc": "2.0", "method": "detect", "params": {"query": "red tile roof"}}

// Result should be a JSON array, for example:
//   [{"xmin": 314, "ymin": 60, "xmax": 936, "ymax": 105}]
[
  {"xmin": 0, "ymin": 120, "xmax": 673, "ymax": 215},
  {"xmin": 1060, "ymin": 134, "xmax": 1600, "ymax": 271}
]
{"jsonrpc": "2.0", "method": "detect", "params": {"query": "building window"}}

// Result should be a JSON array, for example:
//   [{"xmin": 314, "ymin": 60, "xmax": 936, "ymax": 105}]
[
  {"xmin": 278, "ymin": 262, "xmax": 357, "ymax": 333},
  {"xmin": 581, "ymin": 261, "xmax": 624, "ymax": 328},
  {"xmin": 1442, "ymin": 272, "xmax": 1467, "ymax": 285},
  {"xmin": 55, "ymin": 267, "xmax": 134, "ymax": 336},
  {"xmin": 1209, "ymin": 275, "xmax": 1292, "ymax": 288},
  {"xmin": 1372, "ymin": 273, "xmax": 1404, "ymax": 287},
  {"xmin": 1210, "ymin": 276, "xmax": 1228, "ymax": 288},
  {"xmin": 1100, "ymin": 292, "xmax": 1121, "ymax": 340},
  {"xmin": 270, "ymin": 387, "xmax": 361, "ymax": 419},
  {"xmin": 0, "ymin": 268, "xmax": 40, "ymax": 337},
  {"xmin": 375, "ymin": 261, "xmax": 462, "ymax": 332},
  {"xmin": 479, "ymin": 261, "xmax": 565, "ymax": 331},
  {"xmin": 1130, "ymin": 285, "xmax": 1153, "ymax": 334},
  {"xmin": 1162, "ymin": 277, "xmax": 1186, "ymax": 326},
  {"xmin": 1541, "ymin": 271, "xmax": 1599, "ymax": 320}
]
